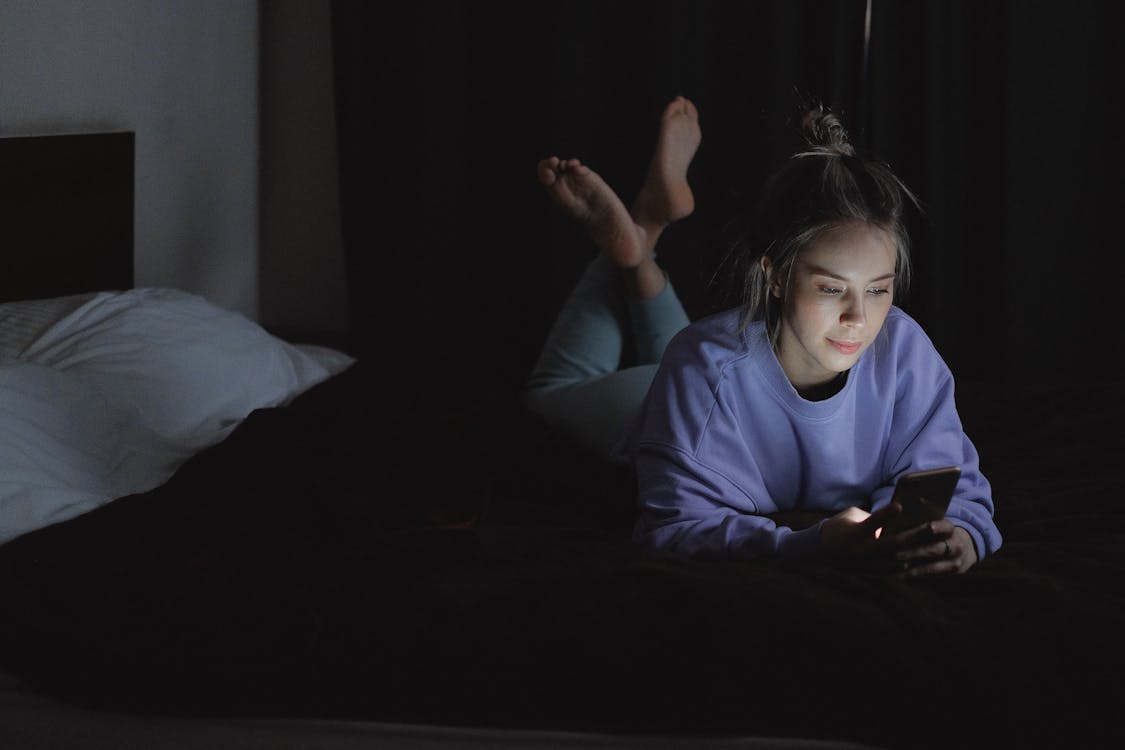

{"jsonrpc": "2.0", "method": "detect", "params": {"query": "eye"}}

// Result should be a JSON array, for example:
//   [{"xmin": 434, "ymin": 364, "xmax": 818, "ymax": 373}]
[
  {"xmin": 866, "ymin": 287, "xmax": 891, "ymax": 297},
  {"xmin": 818, "ymin": 286, "xmax": 843, "ymax": 295}
]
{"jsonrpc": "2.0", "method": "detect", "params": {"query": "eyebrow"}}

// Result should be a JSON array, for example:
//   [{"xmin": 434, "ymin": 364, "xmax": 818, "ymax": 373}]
[{"xmin": 803, "ymin": 263, "xmax": 895, "ymax": 284}]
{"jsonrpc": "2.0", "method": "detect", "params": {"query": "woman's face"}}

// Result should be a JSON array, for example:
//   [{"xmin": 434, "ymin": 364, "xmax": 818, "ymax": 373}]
[{"xmin": 764, "ymin": 221, "xmax": 897, "ymax": 394}]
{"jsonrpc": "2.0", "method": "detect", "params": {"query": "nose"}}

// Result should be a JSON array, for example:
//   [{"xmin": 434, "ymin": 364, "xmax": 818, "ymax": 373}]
[{"xmin": 840, "ymin": 291, "xmax": 866, "ymax": 328}]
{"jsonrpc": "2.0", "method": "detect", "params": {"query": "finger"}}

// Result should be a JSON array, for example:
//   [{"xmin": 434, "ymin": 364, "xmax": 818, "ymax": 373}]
[
  {"xmin": 895, "ymin": 538, "xmax": 950, "ymax": 562},
  {"xmin": 885, "ymin": 519, "xmax": 955, "ymax": 550},
  {"xmin": 864, "ymin": 502, "xmax": 901, "ymax": 536},
  {"xmin": 928, "ymin": 519, "xmax": 955, "ymax": 538},
  {"xmin": 895, "ymin": 557, "xmax": 951, "ymax": 579},
  {"xmin": 897, "ymin": 546, "xmax": 972, "ymax": 578}
]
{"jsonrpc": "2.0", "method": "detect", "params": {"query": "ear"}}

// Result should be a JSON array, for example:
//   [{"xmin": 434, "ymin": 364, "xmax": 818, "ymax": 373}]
[{"xmin": 759, "ymin": 256, "xmax": 783, "ymax": 299}]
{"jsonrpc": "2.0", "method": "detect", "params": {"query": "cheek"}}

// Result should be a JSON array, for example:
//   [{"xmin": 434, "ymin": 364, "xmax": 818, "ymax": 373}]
[
  {"xmin": 807, "ymin": 297, "xmax": 848, "ymax": 330},
  {"xmin": 869, "ymin": 295, "xmax": 894, "ymax": 324},
  {"xmin": 787, "ymin": 290, "xmax": 832, "ymax": 323}
]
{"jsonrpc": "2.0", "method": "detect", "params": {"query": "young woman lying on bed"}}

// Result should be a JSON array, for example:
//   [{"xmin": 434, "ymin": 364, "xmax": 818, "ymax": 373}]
[{"xmin": 524, "ymin": 95, "xmax": 1000, "ymax": 575}]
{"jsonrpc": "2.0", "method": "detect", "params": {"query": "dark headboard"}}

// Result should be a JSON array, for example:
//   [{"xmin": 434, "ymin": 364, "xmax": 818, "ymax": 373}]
[{"xmin": 0, "ymin": 131, "xmax": 134, "ymax": 302}]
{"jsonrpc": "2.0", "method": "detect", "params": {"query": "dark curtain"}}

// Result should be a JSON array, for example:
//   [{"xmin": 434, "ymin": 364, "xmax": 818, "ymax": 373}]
[
  {"xmin": 330, "ymin": 0, "xmax": 866, "ymax": 425},
  {"xmin": 864, "ymin": 0, "xmax": 1123, "ymax": 384},
  {"xmin": 330, "ymin": 0, "xmax": 1122, "ymax": 431}
]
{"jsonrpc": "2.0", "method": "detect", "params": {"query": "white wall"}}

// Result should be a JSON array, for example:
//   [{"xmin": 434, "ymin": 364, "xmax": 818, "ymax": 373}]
[{"xmin": 0, "ymin": 0, "xmax": 260, "ymax": 318}]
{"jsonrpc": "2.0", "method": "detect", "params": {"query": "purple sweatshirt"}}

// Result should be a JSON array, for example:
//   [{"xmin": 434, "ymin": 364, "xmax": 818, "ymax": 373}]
[{"xmin": 624, "ymin": 306, "xmax": 1001, "ymax": 561}]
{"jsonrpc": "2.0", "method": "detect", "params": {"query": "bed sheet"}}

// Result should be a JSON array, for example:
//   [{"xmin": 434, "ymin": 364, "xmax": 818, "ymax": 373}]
[
  {"xmin": 1, "ymin": 362, "xmax": 1122, "ymax": 750},
  {"xmin": 1, "ymin": 671, "xmax": 884, "ymax": 750}
]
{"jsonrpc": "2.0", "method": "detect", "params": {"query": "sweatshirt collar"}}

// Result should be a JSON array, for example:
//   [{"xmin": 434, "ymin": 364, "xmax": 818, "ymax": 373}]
[{"xmin": 744, "ymin": 321, "xmax": 859, "ymax": 420}]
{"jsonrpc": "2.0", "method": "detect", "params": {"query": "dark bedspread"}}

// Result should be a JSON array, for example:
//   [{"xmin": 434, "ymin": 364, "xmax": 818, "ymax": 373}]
[{"xmin": 1, "ymin": 361, "xmax": 1122, "ymax": 749}]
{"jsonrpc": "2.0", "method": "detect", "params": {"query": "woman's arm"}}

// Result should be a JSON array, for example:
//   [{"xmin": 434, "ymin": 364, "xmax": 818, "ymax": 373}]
[
  {"xmin": 867, "ymin": 318, "xmax": 1003, "ymax": 569},
  {"xmin": 631, "ymin": 440, "xmax": 825, "ymax": 559}
]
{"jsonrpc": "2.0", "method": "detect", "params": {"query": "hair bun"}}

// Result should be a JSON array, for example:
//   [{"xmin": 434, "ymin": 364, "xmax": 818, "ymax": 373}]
[{"xmin": 800, "ymin": 104, "xmax": 855, "ymax": 157}]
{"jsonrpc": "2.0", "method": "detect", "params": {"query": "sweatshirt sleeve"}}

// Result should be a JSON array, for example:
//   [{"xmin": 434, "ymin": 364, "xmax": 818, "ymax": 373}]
[
  {"xmin": 869, "ymin": 323, "xmax": 1003, "ymax": 560},
  {"xmin": 632, "ymin": 439, "xmax": 825, "ymax": 559},
  {"xmin": 628, "ymin": 329, "xmax": 823, "ymax": 560}
]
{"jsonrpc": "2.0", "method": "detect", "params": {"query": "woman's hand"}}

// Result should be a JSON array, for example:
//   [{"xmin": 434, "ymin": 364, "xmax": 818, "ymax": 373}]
[
  {"xmin": 882, "ymin": 521, "xmax": 978, "ymax": 578},
  {"xmin": 820, "ymin": 503, "xmax": 902, "ymax": 568},
  {"xmin": 820, "ymin": 504, "xmax": 978, "ymax": 577}
]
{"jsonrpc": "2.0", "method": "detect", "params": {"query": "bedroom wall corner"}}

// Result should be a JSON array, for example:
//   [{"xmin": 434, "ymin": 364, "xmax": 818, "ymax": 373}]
[
  {"xmin": 258, "ymin": 0, "xmax": 349, "ymax": 341},
  {"xmin": 0, "ymin": 0, "xmax": 259, "ymax": 319}
]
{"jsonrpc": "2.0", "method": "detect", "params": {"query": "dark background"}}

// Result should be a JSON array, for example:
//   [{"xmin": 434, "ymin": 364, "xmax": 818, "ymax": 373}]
[{"xmin": 330, "ymin": 0, "xmax": 1122, "ymax": 430}]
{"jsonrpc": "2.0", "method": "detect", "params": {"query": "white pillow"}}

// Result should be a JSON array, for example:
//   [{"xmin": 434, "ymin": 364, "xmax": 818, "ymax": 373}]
[
  {"xmin": 0, "ymin": 293, "xmax": 98, "ymax": 361},
  {"xmin": 0, "ymin": 288, "xmax": 356, "ymax": 546},
  {"xmin": 18, "ymin": 287, "xmax": 356, "ymax": 452},
  {"xmin": 0, "ymin": 362, "xmax": 188, "ymax": 547}
]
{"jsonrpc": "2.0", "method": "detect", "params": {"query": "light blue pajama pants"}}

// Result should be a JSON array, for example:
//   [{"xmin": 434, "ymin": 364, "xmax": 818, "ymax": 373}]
[{"xmin": 522, "ymin": 254, "xmax": 691, "ymax": 461}]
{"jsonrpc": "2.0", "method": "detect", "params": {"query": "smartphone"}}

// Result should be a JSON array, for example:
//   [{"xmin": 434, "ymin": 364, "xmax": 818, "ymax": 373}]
[{"xmin": 879, "ymin": 465, "xmax": 960, "ymax": 537}]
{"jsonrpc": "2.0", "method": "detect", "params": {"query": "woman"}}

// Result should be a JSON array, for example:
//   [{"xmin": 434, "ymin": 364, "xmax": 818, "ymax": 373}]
[{"xmin": 525, "ymin": 95, "xmax": 1000, "ymax": 576}]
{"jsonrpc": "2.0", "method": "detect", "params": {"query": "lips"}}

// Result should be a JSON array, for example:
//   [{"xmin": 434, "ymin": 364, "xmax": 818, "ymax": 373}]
[{"xmin": 828, "ymin": 338, "xmax": 862, "ymax": 355}]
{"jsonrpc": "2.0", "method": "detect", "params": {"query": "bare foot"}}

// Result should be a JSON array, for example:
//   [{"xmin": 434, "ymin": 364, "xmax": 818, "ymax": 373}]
[
  {"xmin": 536, "ymin": 156, "xmax": 647, "ymax": 268},
  {"xmin": 631, "ymin": 96, "xmax": 702, "ymax": 234}
]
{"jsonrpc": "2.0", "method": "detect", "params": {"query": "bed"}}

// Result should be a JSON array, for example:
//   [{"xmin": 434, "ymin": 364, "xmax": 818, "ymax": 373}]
[{"xmin": 1, "ymin": 132, "xmax": 1122, "ymax": 750}]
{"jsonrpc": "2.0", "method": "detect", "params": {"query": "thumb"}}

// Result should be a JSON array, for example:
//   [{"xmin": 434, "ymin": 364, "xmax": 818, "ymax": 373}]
[{"xmin": 864, "ymin": 502, "xmax": 901, "ymax": 537}]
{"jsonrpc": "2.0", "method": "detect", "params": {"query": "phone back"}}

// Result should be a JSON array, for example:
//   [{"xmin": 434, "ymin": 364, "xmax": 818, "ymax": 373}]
[{"xmin": 882, "ymin": 466, "xmax": 960, "ymax": 536}]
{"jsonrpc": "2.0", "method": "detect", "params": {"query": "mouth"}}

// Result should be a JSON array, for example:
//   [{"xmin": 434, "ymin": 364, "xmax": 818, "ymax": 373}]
[{"xmin": 828, "ymin": 338, "xmax": 862, "ymax": 355}]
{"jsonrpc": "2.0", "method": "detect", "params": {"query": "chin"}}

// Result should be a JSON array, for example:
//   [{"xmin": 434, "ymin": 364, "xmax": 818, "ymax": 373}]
[{"xmin": 821, "ymin": 351, "xmax": 858, "ymax": 372}]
